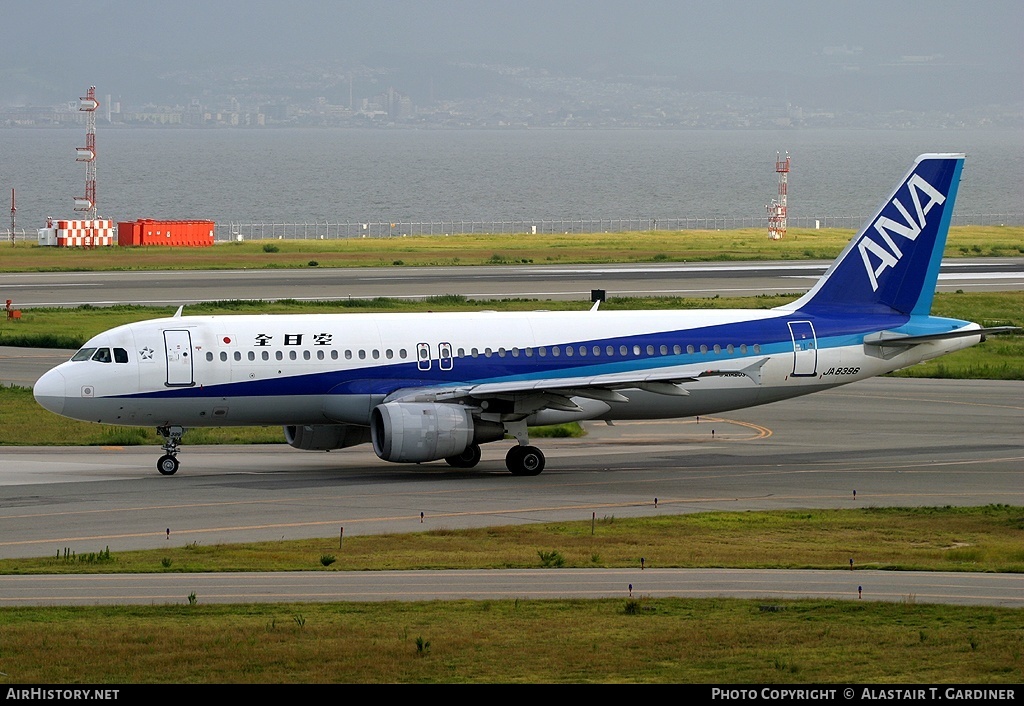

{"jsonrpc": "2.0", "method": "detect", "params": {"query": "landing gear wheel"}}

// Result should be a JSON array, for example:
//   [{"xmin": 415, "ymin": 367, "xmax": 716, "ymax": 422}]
[
  {"xmin": 445, "ymin": 444, "xmax": 482, "ymax": 469},
  {"xmin": 506, "ymin": 445, "xmax": 545, "ymax": 476},
  {"xmin": 157, "ymin": 454, "xmax": 179, "ymax": 476},
  {"xmin": 156, "ymin": 425, "xmax": 186, "ymax": 476}
]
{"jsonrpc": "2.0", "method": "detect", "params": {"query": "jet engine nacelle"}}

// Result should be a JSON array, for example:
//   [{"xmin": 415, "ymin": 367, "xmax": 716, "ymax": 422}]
[
  {"xmin": 284, "ymin": 423, "xmax": 371, "ymax": 451},
  {"xmin": 370, "ymin": 402, "xmax": 503, "ymax": 463}
]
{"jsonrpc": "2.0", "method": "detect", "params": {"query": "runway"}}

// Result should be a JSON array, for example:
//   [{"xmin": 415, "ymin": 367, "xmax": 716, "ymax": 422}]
[
  {"xmin": 3, "ymin": 569, "xmax": 1021, "ymax": 608},
  {"xmin": 6, "ymin": 258, "xmax": 1024, "ymax": 308}
]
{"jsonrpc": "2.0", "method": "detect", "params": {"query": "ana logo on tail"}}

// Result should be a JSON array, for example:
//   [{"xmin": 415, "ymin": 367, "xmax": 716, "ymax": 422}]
[{"xmin": 858, "ymin": 172, "xmax": 946, "ymax": 291}]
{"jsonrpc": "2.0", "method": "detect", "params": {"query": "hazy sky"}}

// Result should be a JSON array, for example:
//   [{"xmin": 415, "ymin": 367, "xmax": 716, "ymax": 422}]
[{"xmin": 3, "ymin": 1, "xmax": 1021, "ymax": 108}]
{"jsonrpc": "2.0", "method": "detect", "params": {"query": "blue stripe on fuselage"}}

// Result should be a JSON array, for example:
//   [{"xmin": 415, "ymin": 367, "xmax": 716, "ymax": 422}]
[{"xmin": 111, "ymin": 311, "xmax": 914, "ymax": 401}]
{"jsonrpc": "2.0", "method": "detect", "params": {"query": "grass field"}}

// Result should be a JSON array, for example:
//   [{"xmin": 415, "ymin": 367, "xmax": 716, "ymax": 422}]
[
  {"xmin": 1, "ymin": 507, "xmax": 1022, "ymax": 683},
  {"xmin": 3, "ymin": 225, "xmax": 1023, "ymax": 272},
  {"xmin": 2, "ymin": 599, "xmax": 1021, "ymax": 683},
  {"xmin": 4, "ymin": 506, "xmax": 1021, "ymax": 575}
]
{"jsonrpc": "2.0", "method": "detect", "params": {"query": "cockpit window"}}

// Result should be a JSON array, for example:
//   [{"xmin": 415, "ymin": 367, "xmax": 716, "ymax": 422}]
[
  {"xmin": 114, "ymin": 348, "xmax": 129, "ymax": 363},
  {"xmin": 72, "ymin": 347, "xmax": 97, "ymax": 362},
  {"xmin": 91, "ymin": 348, "xmax": 113, "ymax": 363}
]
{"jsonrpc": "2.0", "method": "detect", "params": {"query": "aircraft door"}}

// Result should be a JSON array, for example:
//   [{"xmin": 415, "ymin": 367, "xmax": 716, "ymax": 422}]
[
  {"xmin": 787, "ymin": 321, "xmax": 818, "ymax": 377},
  {"xmin": 164, "ymin": 330, "xmax": 195, "ymax": 387}
]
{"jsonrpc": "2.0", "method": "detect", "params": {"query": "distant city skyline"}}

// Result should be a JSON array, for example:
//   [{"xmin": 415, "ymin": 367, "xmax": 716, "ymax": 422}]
[{"xmin": 1, "ymin": 1, "xmax": 1020, "ymax": 123}]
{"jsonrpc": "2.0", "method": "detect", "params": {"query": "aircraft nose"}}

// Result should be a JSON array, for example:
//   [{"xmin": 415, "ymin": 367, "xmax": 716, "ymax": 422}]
[{"xmin": 33, "ymin": 368, "xmax": 67, "ymax": 416}]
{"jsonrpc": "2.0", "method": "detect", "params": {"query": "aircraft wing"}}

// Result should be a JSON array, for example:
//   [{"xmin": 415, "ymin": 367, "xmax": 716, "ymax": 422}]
[{"xmin": 384, "ymin": 358, "xmax": 770, "ymax": 413}]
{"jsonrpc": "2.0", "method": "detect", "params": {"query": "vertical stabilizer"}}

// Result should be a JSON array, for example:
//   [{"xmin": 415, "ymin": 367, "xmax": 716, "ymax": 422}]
[{"xmin": 785, "ymin": 153, "xmax": 964, "ymax": 316}]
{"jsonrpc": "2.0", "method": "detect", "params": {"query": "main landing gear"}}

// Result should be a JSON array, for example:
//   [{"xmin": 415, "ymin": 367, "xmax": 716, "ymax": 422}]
[
  {"xmin": 503, "ymin": 420, "xmax": 545, "ymax": 476},
  {"xmin": 505, "ymin": 444, "xmax": 545, "ymax": 476},
  {"xmin": 444, "ymin": 442, "xmax": 545, "ymax": 474},
  {"xmin": 156, "ymin": 425, "xmax": 185, "ymax": 476}
]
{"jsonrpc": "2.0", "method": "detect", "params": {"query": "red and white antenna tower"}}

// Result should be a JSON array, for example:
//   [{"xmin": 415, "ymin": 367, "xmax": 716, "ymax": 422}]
[
  {"xmin": 74, "ymin": 86, "xmax": 99, "ymax": 218},
  {"xmin": 767, "ymin": 151, "xmax": 790, "ymax": 240}
]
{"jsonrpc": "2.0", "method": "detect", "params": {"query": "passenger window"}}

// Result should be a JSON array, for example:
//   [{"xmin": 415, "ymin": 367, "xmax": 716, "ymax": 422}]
[
  {"xmin": 263, "ymin": 351, "xmax": 270, "ymax": 361},
  {"xmin": 248, "ymin": 351, "xmax": 255, "ymax": 361},
  {"xmin": 206, "ymin": 352, "xmax": 214, "ymax": 362},
  {"xmin": 220, "ymin": 352, "xmax": 228, "ymax": 362},
  {"xmin": 234, "ymin": 351, "xmax": 242, "ymax": 361},
  {"xmin": 304, "ymin": 350, "xmax": 312, "ymax": 360}
]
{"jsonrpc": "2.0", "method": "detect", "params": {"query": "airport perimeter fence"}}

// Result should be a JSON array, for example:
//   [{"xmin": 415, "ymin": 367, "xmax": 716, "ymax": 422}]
[
  {"xmin": 212, "ymin": 213, "xmax": 1024, "ymax": 241},
  {"xmin": 5, "ymin": 212, "xmax": 1023, "ymax": 243}
]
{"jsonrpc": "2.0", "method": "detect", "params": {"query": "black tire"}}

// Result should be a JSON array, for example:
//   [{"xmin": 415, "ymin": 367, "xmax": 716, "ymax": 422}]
[
  {"xmin": 157, "ymin": 454, "xmax": 179, "ymax": 476},
  {"xmin": 506, "ymin": 445, "xmax": 545, "ymax": 476},
  {"xmin": 445, "ymin": 444, "xmax": 482, "ymax": 469}
]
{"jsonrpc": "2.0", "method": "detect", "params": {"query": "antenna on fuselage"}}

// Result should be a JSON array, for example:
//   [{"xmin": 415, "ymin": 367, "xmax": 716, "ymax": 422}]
[{"xmin": 173, "ymin": 305, "xmax": 184, "ymax": 318}]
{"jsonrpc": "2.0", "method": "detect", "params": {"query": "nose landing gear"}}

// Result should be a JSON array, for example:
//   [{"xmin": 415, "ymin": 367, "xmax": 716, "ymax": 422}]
[{"xmin": 156, "ymin": 425, "xmax": 185, "ymax": 475}]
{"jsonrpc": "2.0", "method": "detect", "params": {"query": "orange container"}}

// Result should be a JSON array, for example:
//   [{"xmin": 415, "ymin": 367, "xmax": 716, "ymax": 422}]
[{"xmin": 117, "ymin": 219, "xmax": 215, "ymax": 247}]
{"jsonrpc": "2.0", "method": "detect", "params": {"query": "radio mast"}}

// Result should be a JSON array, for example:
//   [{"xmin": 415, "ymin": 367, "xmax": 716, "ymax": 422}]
[
  {"xmin": 74, "ymin": 86, "xmax": 99, "ymax": 218},
  {"xmin": 767, "ymin": 152, "xmax": 790, "ymax": 240}
]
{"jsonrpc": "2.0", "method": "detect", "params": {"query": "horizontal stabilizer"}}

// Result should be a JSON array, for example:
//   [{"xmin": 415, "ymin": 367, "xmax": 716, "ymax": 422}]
[{"xmin": 865, "ymin": 326, "xmax": 1019, "ymax": 348}]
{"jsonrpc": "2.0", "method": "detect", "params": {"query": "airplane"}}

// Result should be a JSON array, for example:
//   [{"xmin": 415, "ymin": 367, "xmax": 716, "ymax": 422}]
[{"xmin": 33, "ymin": 153, "xmax": 1016, "ymax": 477}]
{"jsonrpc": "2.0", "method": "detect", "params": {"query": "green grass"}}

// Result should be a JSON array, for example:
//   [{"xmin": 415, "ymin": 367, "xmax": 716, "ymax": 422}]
[
  {"xmin": 2, "ymin": 599, "xmax": 1021, "ymax": 683},
  {"xmin": 2, "ymin": 225, "xmax": 1022, "ymax": 272},
  {"xmin": 4, "ymin": 506, "xmax": 1021, "ymax": 575}
]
